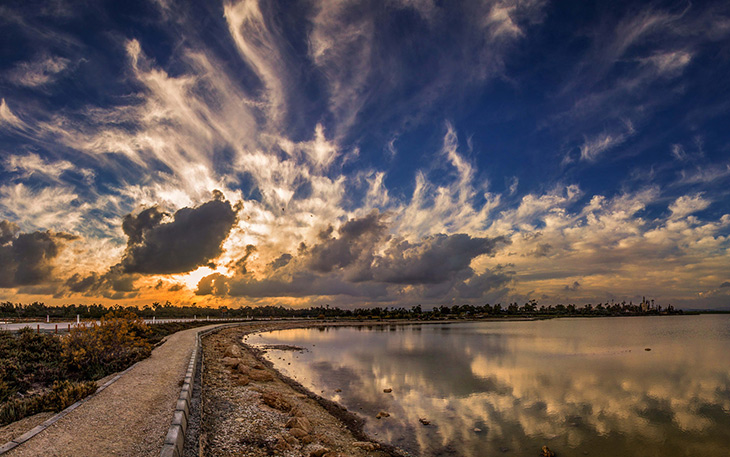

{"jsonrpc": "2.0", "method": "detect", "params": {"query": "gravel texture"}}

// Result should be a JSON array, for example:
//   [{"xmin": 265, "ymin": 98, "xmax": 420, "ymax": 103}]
[
  {"xmin": 200, "ymin": 325, "xmax": 408, "ymax": 457},
  {"xmin": 4, "ymin": 324, "xmax": 223, "ymax": 457}
]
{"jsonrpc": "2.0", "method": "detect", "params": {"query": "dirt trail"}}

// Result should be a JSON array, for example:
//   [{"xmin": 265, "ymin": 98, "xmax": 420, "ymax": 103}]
[{"xmin": 5, "ymin": 323, "xmax": 225, "ymax": 457}]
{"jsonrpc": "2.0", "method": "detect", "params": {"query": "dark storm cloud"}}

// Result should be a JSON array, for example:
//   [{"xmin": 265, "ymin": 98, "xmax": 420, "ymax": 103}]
[
  {"xmin": 65, "ymin": 272, "xmax": 100, "ymax": 293},
  {"xmin": 720, "ymin": 281, "xmax": 730, "ymax": 288},
  {"xmin": 308, "ymin": 211, "xmax": 387, "ymax": 273},
  {"xmin": 0, "ymin": 220, "xmax": 19, "ymax": 244},
  {"xmin": 121, "ymin": 206, "xmax": 166, "ymax": 245},
  {"xmin": 63, "ymin": 265, "xmax": 140, "ymax": 298},
  {"xmin": 0, "ymin": 224, "xmax": 77, "ymax": 288},
  {"xmin": 195, "ymin": 272, "xmax": 230, "ymax": 296},
  {"xmin": 231, "ymin": 244, "xmax": 256, "ymax": 275},
  {"xmin": 121, "ymin": 196, "xmax": 237, "ymax": 274},
  {"xmin": 268, "ymin": 253, "xmax": 292, "ymax": 270},
  {"xmin": 564, "ymin": 281, "xmax": 581, "ymax": 292},
  {"xmin": 370, "ymin": 233, "xmax": 507, "ymax": 285},
  {"xmin": 454, "ymin": 268, "xmax": 514, "ymax": 299},
  {"xmin": 195, "ymin": 211, "xmax": 509, "ymax": 301},
  {"xmin": 196, "ymin": 271, "xmax": 388, "ymax": 299}
]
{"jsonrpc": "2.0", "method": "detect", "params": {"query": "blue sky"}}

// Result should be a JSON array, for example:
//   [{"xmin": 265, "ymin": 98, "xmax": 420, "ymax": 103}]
[{"xmin": 0, "ymin": 0, "xmax": 729, "ymax": 309}]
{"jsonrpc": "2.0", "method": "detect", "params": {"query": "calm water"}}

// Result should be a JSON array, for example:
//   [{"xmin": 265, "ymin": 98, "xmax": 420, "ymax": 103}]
[{"xmin": 249, "ymin": 316, "xmax": 730, "ymax": 457}]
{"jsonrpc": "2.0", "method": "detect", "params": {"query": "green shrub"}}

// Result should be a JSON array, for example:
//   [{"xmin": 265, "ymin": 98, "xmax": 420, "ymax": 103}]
[
  {"xmin": 0, "ymin": 380, "xmax": 97, "ymax": 426},
  {"xmin": 62, "ymin": 310, "xmax": 152, "ymax": 380}
]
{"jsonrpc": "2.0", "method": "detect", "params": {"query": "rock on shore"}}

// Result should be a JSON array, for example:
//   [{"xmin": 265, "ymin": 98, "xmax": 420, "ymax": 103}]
[{"xmin": 200, "ymin": 326, "xmax": 403, "ymax": 457}]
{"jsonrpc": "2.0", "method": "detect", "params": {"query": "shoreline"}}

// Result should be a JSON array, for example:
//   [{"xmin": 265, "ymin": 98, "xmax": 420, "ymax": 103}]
[{"xmin": 200, "ymin": 321, "xmax": 424, "ymax": 456}]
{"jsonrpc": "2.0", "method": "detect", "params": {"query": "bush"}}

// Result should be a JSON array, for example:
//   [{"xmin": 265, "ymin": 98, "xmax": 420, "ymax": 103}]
[
  {"xmin": 62, "ymin": 310, "xmax": 152, "ymax": 379},
  {"xmin": 0, "ymin": 328, "xmax": 65, "ymax": 402},
  {"xmin": 0, "ymin": 380, "xmax": 97, "ymax": 426},
  {"xmin": 0, "ymin": 310, "xmax": 209, "ymax": 426}
]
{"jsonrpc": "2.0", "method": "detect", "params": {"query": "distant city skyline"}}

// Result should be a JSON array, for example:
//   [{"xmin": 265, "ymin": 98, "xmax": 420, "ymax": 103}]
[{"xmin": 1, "ymin": 0, "xmax": 729, "ymax": 309}]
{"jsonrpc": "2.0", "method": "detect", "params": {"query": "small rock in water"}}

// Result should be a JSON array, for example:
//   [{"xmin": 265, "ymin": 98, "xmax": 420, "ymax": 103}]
[
  {"xmin": 376, "ymin": 411, "xmax": 391, "ymax": 419},
  {"xmin": 541, "ymin": 445, "xmax": 556, "ymax": 457},
  {"xmin": 473, "ymin": 428, "xmax": 482, "ymax": 433},
  {"xmin": 645, "ymin": 347, "xmax": 651, "ymax": 351},
  {"xmin": 419, "ymin": 418, "xmax": 430, "ymax": 425},
  {"xmin": 383, "ymin": 388, "xmax": 393, "ymax": 393},
  {"xmin": 335, "ymin": 388, "xmax": 342, "ymax": 392}
]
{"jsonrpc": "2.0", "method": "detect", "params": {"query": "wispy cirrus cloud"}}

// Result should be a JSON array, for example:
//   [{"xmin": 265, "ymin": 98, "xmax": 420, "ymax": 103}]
[{"xmin": 6, "ymin": 54, "xmax": 71, "ymax": 88}]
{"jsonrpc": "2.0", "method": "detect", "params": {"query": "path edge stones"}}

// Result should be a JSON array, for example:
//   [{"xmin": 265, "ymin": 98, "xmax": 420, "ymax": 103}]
[{"xmin": 159, "ymin": 323, "xmax": 244, "ymax": 457}]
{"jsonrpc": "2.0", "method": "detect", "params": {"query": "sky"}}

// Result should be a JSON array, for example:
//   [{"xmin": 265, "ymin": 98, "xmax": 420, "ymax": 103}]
[{"xmin": 0, "ymin": 0, "xmax": 729, "ymax": 310}]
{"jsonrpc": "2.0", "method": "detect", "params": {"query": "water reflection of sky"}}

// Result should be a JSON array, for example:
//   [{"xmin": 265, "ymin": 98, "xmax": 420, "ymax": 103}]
[{"xmin": 249, "ymin": 316, "xmax": 730, "ymax": 457}]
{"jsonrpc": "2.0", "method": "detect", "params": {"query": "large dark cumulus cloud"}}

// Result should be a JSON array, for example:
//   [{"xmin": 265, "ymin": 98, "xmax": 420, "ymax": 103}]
[
  {"xmin": 121, "ymin": 196, "xmax": 237, "ymax": 274},
  {"xmin": 60, "ymin": 194, "xmax": 238, "ymax": 298},
  {"xmin": 369, "ymin": 233, "xmax": 505, "ymax": 285},
  {"xmin": 62, "ymin": 265, "xmax": 140, "ymax": 300},
  {"xmin": 0, "ymin": 220, "xmax": 77, "ymax": 288},
  {"xmin": 195, "ymin": 212, "xmax": 510, "ymax": 301},
  {"xmin": 308, "ymin": 211, "xmax": 387, "ymax": 274}
]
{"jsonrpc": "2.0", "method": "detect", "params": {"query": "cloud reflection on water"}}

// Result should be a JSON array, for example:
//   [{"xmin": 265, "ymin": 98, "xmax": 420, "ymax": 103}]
[{"xmin": 253, "ymin": 317, "xmax": 730, "ymax": 457}]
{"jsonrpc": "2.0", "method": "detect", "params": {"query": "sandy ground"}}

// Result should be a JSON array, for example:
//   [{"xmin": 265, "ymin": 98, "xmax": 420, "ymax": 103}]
[
  {"xmin": 201, "ymin": 324, "xmax": 408, "ymax": 457},
  {"xmin": 3, "ymin": 323, "xmax": 223, "ymax": 457}
]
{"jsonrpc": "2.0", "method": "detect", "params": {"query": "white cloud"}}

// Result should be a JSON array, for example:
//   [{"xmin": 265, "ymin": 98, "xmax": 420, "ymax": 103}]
[
  {"xmin": 642, "ymin": 50, "xmax": 692, "ymax": 76},
  {"xmin": 0, "ymin": 99, "xmax": 27, "ymax": 130},
  {"xmin": 577, "ymin": 119, "xmax": 635, "ymax": 162},
  {"xmin": 4, "ymin": 153, "xmax": 76, "ymax": 181},
  {"xmin": 7, "ymin": 55, "xmax": 70, "ymax": 87},
  {"xmin": 579, "ymin": 132, "xmax": 617, "ymax": 162},
  {"xmin": 224, "ymin": 0, "xmax": 291, "ymax": 127},
  {"xmin": 678, "ymin": 164, "xmax": 730, "ymax": 184},
  {"xmin": 671, "ymin": 144, "xmax": 687, "ymax": 160},
  {"xmin": 669, "ymin": 194, "xmax": 711, "ymax": 219}
]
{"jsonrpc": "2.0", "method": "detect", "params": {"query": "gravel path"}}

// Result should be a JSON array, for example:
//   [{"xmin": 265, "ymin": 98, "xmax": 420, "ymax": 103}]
[{"xmin": 5, "ymin": 324, "xmax": 226, "ymax": 457}]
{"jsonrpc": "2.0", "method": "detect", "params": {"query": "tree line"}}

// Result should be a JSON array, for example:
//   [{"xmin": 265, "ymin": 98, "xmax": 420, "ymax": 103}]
[{"xmin": 0, "ymin": 299, "xmax": 681, "ymax": 320}]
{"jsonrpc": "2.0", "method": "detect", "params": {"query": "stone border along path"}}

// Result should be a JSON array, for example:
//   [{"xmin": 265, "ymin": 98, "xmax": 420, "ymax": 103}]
[
  {"xmin": 159, "ymin": 323, "xmax": 243, "ymax": 457},
  {"xmin": 0, "ymin": 323, "xmax": 239, "ymax": 457}
]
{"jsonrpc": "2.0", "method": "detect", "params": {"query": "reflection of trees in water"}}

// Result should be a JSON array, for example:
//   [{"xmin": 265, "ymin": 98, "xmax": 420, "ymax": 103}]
[{"xmin": 261, "ymin": 320, "xmax": 730, "ymax": 457}]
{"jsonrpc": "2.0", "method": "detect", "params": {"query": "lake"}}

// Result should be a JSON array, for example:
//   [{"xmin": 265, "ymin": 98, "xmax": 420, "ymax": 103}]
[{"xmin": 249, "ymin": 316, "xmax": 730, "ymax": 456}]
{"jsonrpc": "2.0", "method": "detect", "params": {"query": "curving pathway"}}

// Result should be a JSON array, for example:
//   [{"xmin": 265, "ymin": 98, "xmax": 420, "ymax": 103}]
[{"xmin": 3, "ymin": 324, "xmax": 227, "ymax": 457}]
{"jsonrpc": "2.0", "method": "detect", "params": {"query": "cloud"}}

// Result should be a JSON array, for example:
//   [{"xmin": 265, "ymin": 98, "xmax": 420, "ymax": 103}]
[
  {"xmin": 3, "ymin": 153, "xmax": 79, "ymax": 182},
  {"xmin": 268, "ymin": 253, "xmax": 292, "ymax": 270},
  {"xmin": 720, "ymin": 281, "xmax": 730, "ymax": 288},
  {"xmin": 0, "ymin": 99, "xmax": 27, "ymax": 130},
  {"xmin": 370, "ymin": 233, "xmax": 506, "ymax": 285},
  {"xmin": 678, "ymin": 164, "xmax": 730, "ymax": 184},
  {"xmin": 671, "ymin": 144, "xmax": 687, "ymax": 161},
  {"xmin": 0, "ymin": 224, "xmax": 77, "ymax": 288},
  {"xmin": 195, "ymin": 209, "xmax": 508, "ymax": 303},
  {"xmin": 563, "ymin": 281, "xmax": 581, "ymax": 292},
  {"xmin": 63, "ymin": 265, "xmax": 140, "ymax": 299},
  {"xmin": 223, "ymin": 0, "xmax": 292, "ymax": 126},
  {"xmin": 577, "ymin": 120, "xmax": 635, "ymax": 162},
  {"xmin": 6, "ymin": 54, "xmax": 71, "ymax": 87},
  {"xmin": 0, "ymin": 220, "xmax": 19, "ymax": 244},
  {"xmin": 308, "ymin": 211, "xmax": 387, "ymax": 274},
  {"xmin": 668, "ymin": 194, "xmax": 711, "ymax": 219},
  {"xmin": 641, "ymin": 50, "xmax": 692, "ymax": 77},
  {"xmin": 120, "ymin": 195, "xmax": 238, "ymax": 274}
]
